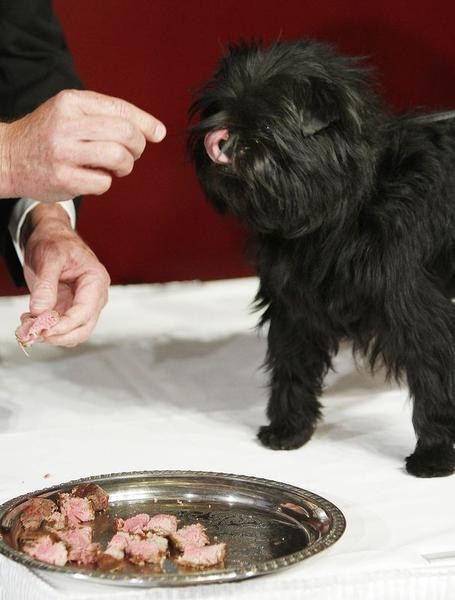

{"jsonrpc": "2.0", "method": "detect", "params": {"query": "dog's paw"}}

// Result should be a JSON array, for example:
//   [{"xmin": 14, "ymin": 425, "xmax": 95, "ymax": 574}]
[
  {"xmin": 257, "ymin": 424, "xmax": 314, "ymax": 450},
  {"xmin": 406, "ymin": 443, "xmax": 455, "ymax": 477}
]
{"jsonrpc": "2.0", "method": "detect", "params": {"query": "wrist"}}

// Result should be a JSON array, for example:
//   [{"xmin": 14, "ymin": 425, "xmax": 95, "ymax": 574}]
[{"xmin": 21, "ymin": 203, "xmax": 72, "ymax": 247}]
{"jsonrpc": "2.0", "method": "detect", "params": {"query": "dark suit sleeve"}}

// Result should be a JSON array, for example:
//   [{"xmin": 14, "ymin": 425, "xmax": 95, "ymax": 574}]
[{"xmin": 0, "ymin": 0, "xmax": 84, "ymax": 286}]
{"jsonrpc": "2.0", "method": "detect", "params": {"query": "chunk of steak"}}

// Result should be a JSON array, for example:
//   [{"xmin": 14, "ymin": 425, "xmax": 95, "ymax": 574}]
[
  {"xmin": 176, "ymin": 543, "xmax": 226, "ymax": 569},
  {"xmin": 114, "ymin": 513, "xmax": 150, "ymax": 535},
  {"xmin": 46, "ymin": 510, "xmax": 66, "ymax": 530},
  {"xmin": 15, "ymin": 310, "xmax": 60, "ymax": 350},
  {"xmin": 146, "ymin": 514, "xmax": 178, "ymax": 537},
  {"xmin": 23, "ymin": 534, "xmax": 68, "ymax": 566},
  {"xmin": 58, "ymin": 493, "xmax": 95, "ymax": 527},
  {"xmin": 58, "ymin": 527, "xmax": 93, "ymax": 562},
  {"xmin": 20, "ymin": 498, "xmax": 57, "ymax": 530},
  {"xmin": 125, "ymin": 537, "xmax": 165, "ymax": 566},
  {"xmin": 78, "ymin": 542, "xmax": 102, "ymax": 566},
  {"xmin": 171, "ymin": 523, "xmax": 209, "ymax": 551},
  {"xmin": 104, "ymin": 532, "xmax": 130, "ymax": 561},
  {"xmin": 145, "ymin": 533, "xmax": 168, "ymax": 554},
  {"xmin": 71, "ymin": 483, "xmax": 109, "ymax": 511},
  {"xmin": 104, "ymin": 530, "xmax": 167, "ymax": 567}
]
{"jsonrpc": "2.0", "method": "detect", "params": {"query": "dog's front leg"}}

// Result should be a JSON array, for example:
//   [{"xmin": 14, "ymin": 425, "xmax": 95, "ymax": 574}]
[{"xmin": 257, "ymin": 307, "xmax": 331, "ymax": 450}]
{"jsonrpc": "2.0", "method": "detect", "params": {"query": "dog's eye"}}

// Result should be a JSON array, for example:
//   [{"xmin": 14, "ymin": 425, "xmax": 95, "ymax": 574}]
[{"xmin": 238, "ymin": 146, "xmax": 251, "ymax": 155}]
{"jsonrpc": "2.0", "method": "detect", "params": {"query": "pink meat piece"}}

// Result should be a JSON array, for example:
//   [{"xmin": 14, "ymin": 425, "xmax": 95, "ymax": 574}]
[
  {"xmin": 58, "ymin": 493, "xmax": 95, "ymax": 527},
  {"xmin": 71, "ymin": 483, "xmax": 109, "ymax": 511},
  {"xmin": 115, "ymin": 513, "xmax": 150, "ymax": 535},
  {"xmin": 146, "ymin": 514, "xmax": 178, "ymax": 537},
  {"xmin": 104, "ymin": 531, "xmax": 167, "ymax": 566},
  {"xmin": 171, "ymin": 523, "xmax": 209, "ymax": 551},
  {"xmin": 145, "ymin": 533, "xmax": 168, "ymax": 554},
  {"xmin": 104, "ymin": 531, "xmax": 130, "ymax": 560},
  {"xmin": 58, "ymin": 527, "xmax": 93, "ymax": 563},
  {"xmin": 125, "ymin": 537, "xmax": 165, "ymax": 566},
  {"xmin": 15, "ymin": 310, "xmax": 60, "ymax": 348},
  {"xmin": 23, "ymin": 534, "xmax": 68, "ymax": 566},
  {"xmin": 78, "ymin": 542, "xmax": 102, "ymax": 566},
  {"xmin": 20, "ymin": 498, "xmax": 57, "ymax": 530},
  {"xmin": 46, "ymin": 510, "xmax": 66, "ymax": 530},
  {"xmin": 176, "ymin": 543, "xmax": 226, "ymax": 569}
]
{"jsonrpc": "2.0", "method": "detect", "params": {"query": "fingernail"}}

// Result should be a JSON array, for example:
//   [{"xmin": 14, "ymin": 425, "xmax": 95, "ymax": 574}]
[{"xmin": 154, "ymin": 123, "xmax": 166, "ymax": 142}]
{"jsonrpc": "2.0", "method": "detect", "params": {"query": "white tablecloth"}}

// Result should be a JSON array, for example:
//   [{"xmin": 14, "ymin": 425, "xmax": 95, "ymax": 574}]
[{"xmin": 0, "ymin": 278, "xmax": 454, "ymax": 600}]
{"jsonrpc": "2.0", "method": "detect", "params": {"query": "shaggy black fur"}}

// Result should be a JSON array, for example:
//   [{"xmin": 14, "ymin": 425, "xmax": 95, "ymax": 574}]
[{"xmin": 188, "ymin": 40, "xmax": 455, "ymax": 477}]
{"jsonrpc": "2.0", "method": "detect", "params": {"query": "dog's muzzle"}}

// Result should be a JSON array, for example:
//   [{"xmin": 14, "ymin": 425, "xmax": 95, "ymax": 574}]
[{"xmin": 204, "ymin": 129, "xmax": 231, "ymax": 164}]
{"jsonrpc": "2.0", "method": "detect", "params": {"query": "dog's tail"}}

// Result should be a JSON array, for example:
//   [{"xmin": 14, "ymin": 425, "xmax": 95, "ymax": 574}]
[{"xmin": 405, "ymin": 110, "xmax": 455, "ymax": 125}]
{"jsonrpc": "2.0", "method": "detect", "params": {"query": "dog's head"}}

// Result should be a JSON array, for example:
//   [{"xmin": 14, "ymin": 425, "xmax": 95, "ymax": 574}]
[{"xmin": 189, "ymin": 40, "xmax": 384, "ymax": 237}]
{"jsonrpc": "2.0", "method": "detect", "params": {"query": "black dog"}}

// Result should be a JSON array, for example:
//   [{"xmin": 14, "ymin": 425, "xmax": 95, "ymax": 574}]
[{"xmin": 188, "ymin": 40, "xmax": 455, "ymax": 477}]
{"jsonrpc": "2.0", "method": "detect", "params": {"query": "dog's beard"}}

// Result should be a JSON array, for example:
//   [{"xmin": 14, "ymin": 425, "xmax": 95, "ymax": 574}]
[{"xmin": 192, "ymin": 125, "xmax": 376, "ymax": 238}]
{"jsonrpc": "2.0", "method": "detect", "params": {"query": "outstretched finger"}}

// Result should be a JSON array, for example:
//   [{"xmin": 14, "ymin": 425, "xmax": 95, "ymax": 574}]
[{"xmin": 76, "ymin": 90, "xmax": 166, "ymax": 143}]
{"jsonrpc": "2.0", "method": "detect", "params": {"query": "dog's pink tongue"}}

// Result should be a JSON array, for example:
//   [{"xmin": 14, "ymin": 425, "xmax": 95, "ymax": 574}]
[{"xmin": 204, "ymin": 129, "xmax": 230, "ymax": 164}]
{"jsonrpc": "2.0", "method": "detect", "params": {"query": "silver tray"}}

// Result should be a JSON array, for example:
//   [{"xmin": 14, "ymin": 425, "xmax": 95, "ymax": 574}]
[{"xmin": 0, "ymin": 471, "xmax": 346, "ymax": 587}]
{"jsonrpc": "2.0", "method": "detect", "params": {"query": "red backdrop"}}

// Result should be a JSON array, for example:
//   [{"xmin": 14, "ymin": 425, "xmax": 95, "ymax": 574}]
[{"xmin": 1, "ymin": 0, "xmax": 455, "ymax": 294}]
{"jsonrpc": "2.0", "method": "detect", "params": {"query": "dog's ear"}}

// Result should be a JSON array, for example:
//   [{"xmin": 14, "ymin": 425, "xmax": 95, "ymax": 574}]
[
  {"xmin": 300, "ymin": 115, "xmax": 333, "ymax": 137},
  {"xmin": 293, "ymin": 78, "xmax": 339, "ymax": 138}
]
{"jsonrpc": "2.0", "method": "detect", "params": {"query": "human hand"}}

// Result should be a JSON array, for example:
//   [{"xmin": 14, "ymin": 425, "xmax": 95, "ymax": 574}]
[
  {"xmin": 0, "ymin": 89, "xmax": 166, "ymax": 202},
  {"xmin": 22, "ymin": 203, "xmax": 110, "ymax": 347}
]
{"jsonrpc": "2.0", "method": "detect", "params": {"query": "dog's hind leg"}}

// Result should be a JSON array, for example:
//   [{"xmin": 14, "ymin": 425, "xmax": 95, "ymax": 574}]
[
  {"xmin": 377, "ymin": 284, "xmax": 455, "ymax": 477},
  {"xmin": 257, "ymin": 307, "xmax": 332, "ymax": 450},
  {"xmin": 405, "ymin": 361, "xmax": 455, "ymax": 477}
]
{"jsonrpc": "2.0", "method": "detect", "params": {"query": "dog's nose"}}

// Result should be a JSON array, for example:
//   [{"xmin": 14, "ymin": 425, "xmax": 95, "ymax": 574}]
[{"xmin": 204, "ymin": 129, "xmax": 231, "ymax": 164}]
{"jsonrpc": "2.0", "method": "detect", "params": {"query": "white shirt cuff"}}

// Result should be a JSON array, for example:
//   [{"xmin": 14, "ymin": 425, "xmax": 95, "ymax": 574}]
[{"xmin": 8, "ymin": 199, "xmax": 76, "ymax": 266}]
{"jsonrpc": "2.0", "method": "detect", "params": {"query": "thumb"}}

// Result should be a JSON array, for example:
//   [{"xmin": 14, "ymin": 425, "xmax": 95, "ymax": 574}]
[{"xmin": 29, "ymin": 267, "xmax": 60, "ymax": 314}]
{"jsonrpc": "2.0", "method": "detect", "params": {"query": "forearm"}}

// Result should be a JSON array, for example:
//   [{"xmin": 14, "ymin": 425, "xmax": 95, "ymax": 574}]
[
  {"xmin": 7, "ymin": 198, "xmax": 76, "ymax": 271},
  {"xmin": 0, "ymin": 122, "xmax": 14, "ymax": 198}
]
